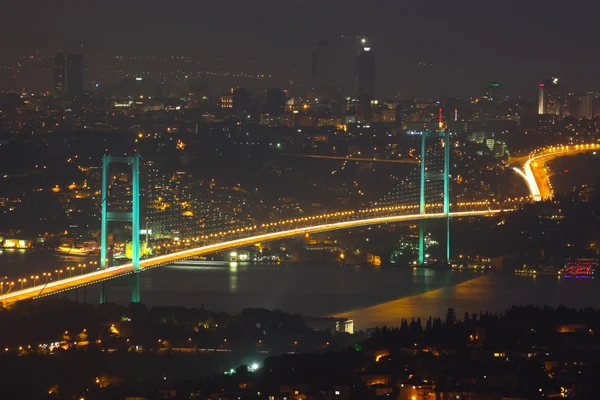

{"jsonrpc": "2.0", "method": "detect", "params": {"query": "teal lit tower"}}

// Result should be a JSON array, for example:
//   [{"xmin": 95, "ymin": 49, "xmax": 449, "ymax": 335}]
[
  {"xmin": 100, "ymin": 152, "xmax": 141, "ymax": 303},
  {"xmin": 419, "ymin": 129, "xmax": 451, "ymax": 265}
]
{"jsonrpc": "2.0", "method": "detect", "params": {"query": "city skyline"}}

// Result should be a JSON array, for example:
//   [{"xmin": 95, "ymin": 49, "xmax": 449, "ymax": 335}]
[
  {"xmin": 3, "ymin": 0, "xmax": 600, "ymax": 98},
  {"xmin": 4, "ymin": 2, "xmax": 600, "ymax": 398}
]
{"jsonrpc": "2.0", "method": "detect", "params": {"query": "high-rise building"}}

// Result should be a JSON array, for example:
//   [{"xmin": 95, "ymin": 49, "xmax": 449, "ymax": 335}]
[
  {"xmin": 395, "ymin": 101, "xmax": 415, "ymax": 127},
  {"xmin": 232, "ymin": 87, "xmax": 252, "ymax": 117},
  {"xmin": 65, "ymin": 54, "xmax": 84, "ymax": 98},
  {"xmin": 53, "ymin": 53, "xmax": 66, "ymax": 97},
  {"xmin": 265, "ymin": 88, "xmax": 286, "ymax": 116},
  {"xmin": 54, "ymin": 52, "xmax": 84, "ymax": 98},
  {"xmin": 357, "ymin": 93, "xmax": 373, "ymax": 124},
  {"xmin": 569, "ymin": 92, "xmax": 594, "ymax": 120},
  {"xmin": 311, "ymin": 40, "xmax": 331, "ymax": 101},
  {"xmin": 483, "ymin": 82, "xmax": 500, "ymax": 103},
  {"xmin": 356, "ymin": 38, "xmax": 375, "ymax": 98},
  {"xmin": 538, "ymin": 78, "xmax": 566, "ymax": 116}
]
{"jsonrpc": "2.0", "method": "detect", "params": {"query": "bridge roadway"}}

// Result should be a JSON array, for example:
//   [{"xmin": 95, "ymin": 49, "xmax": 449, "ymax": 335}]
[
  {"xmin": 282, "ymin": 154, "xmax": 419, "ymax": 164},
  {"xmin": 513, "ymin": 143, "xmax": 600, "ymax": 201},
  {"xmin": 0, "ymin": 210, "xmax": 502, "ymax": 305}
]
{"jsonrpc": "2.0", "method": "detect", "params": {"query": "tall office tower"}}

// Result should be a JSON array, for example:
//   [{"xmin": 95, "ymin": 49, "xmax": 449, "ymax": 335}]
[
  {"xmin": 53, "ymin": 52, "xmax": 66, "ymax": 97},
  {"xmin": 65, "ymin": 54, "xmax": 84, "ymax": 98},
  {"xmin": 538, "ymin": 77, "xmax": 566, "ymax": 116},
  {"xmin": 483, "ymin": 82, "xmax": 500, "ymax": 103},
  {"xmin": 357, "ymin": 93, "xmax": 373, "ymax": 124},
  {"xmin": 356, "ymin": 38, "xmax": 375, "ymax": 98},
  {"xmin": 570, "ymin": 92, "xmax": 594, "ymax": 120},
  {"xmin": 311, "ymin": 40, "xmax": 331, "ymax": 101},
  {"xmin": 395, "ymin": 101, "xmax": 415, "ymax": 127},
  {"xmin": 265, "ymin": 88, "xmax": 286, "ymax": 115},
  {"xmin": 233, "ymin": 87, "xmax": 252, "ymax": 117},
  {"xmin": 54, "ymin": 52, "xmax": 84, "ymax": 98}
]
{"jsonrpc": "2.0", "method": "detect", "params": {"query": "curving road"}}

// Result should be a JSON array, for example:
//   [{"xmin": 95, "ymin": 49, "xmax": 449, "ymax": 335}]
[
  {"xmin": 0, "ymin": 210, "xmax": 504, "ymax": 304},
  {"xmin": 514, "ymin": 143, "xmax": 600, "ymax": 201}
]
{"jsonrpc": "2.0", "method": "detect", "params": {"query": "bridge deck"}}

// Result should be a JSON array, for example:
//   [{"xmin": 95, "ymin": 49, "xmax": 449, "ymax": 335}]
[{"xmin": 0, "ymin": 210, "xmax": 504, "ymax": 304}]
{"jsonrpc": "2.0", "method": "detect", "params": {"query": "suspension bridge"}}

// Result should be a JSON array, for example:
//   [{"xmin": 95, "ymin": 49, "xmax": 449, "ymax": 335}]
[{"xmin": 0, "ymin": 130, "xmax": 516, "ymax": 305}]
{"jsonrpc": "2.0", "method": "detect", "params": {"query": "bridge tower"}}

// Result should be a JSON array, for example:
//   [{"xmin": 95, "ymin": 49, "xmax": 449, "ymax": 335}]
[
  {"xmin": 100, "ymin": 151, "xmax": 141, "ymax": 303},
  {"xmin": 419, "ymin": 129, "xmax": 451, "ymax": 265}
]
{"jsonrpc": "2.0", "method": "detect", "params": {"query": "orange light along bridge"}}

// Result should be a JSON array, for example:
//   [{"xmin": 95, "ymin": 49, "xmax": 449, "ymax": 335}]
[
  {"xmin": 0, "ymin": 209, "xmax": 506, "ymax": 305},
  {"xmin": 0, "ymin": 130, "xmax": 521, "ymax": 305}
]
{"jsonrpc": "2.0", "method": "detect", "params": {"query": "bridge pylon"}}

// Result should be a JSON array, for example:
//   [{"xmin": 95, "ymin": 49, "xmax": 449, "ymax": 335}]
[
  {"xmin": 419, "ymin": 129, "xmax": 451, "ymax": 265},
  {"xmin": 100, "ymin": 152, "xmax": 142, "ymax": 303}
]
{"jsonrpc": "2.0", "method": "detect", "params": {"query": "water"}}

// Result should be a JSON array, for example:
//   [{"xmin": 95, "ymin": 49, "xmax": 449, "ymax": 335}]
[{"xmin": 1, "ymin": 251, "xmax": 599, "ymax": 330}]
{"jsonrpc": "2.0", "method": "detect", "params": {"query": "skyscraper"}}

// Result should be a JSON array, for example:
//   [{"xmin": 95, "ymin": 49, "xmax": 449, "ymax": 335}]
[
  {"xmin": 65, "ymin": 54, "xmax": 84, "ymax": 98},
  {"xmin": 570, "ymin": 92, "xmax": 594, "ymax": 120},
  {"xmin": 265, "ymin": 88, "xmax": 286, "ymax": 115},
  {"xmin": 538, "ymin": 77, "xmax": 566, "ymax": 116},
  {"xmin": 54, "ymin": 52, "xmax": 84, "ymax": 98},
  {"xmin": 232, "ymin": 87, "xmax": 252, "ymax": 117},
  {"xmin": 311, "ymin": 40, "xmax": 331, "ymax": 101},
  {"xmin": 53, "ymin": 52, "xmax": 66, "ymax": 97},
  {"xmin": 356, "ymin": 38, "xmax": 375, "ymax": 98},
  {"xmin": 480, "ymin": 82, "xmax": 501, "ymax": 120},
  {"xmin": 483, "ymin": 82, "xmax": 500, "ymax": 103}
]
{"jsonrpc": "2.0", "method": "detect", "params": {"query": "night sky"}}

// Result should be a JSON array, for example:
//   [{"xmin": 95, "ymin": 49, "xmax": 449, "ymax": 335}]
[{"xmin": 3, "ymin": 0, "xmax": 600, "ymax": 98}]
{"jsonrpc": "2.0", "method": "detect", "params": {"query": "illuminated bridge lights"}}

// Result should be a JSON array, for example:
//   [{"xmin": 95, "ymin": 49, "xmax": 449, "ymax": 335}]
[
  {"xmin": 170, "ymin": 201, "xmax": 514, "ymax": 248},
  {"xmin": 515, "ymin": 142, "xmax": 600, "ymax": 201},
  {"xmin": 0, "ymin": 209, "xmax": 506, "ymax": 305},
  {"xmin": 182, "ymin": 202, "xmax": 503, "ymax": 246}
]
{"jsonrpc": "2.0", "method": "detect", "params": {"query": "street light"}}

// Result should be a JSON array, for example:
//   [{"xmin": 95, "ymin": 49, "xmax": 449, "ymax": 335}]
[
  {"xmin": 18, "ymin": 278, "xmax": 26, "ymax": 290},
  {"xmin": 42, "ymin": 272, "xmax": 50, "ymax": 283},
  {"xmin": 31, "ymin": 275, "xmax": 39, "ymax": 286},
  {"xmin": 55, "ymin": 270, "xmax": 63, "ymax": 280}
]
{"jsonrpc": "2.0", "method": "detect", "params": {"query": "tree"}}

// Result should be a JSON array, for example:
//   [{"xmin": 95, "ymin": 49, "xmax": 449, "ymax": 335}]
[
  {"xmin": 445, "ymin": 308, "xmax": 456, "ymax": 326},
  {"xmin": 425, "ymin": 317, "xmax": 432, "ymax": 332}
]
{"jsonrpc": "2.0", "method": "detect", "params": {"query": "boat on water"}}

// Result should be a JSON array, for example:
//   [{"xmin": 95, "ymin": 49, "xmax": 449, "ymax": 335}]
[
  {"xmin": 55, "ymin": 244, "xmax": 97, "ymax": 257},
  {"xmin": 515, "ymin": 265, "xmax": 561, "ymax": 275},
  {"xmin": 452, "ymin": 260, "xmax": 491, "ymax": 271},
  {"xmin": 412, "ymin": 261, "xmax": 451, "ymax": 269},
  {"xmin": 561, "ymin": 259, "xmax": 596, "ymax": 278}
]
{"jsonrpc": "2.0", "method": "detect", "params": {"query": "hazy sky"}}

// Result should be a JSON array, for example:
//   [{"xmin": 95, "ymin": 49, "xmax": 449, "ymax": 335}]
[{"xmin": 3, "ymin": 0, "xmax": 600, "ymax": 98}]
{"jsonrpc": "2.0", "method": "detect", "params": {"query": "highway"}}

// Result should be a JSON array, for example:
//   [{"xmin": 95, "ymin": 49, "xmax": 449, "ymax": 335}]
[
  {"xmin": 514, "ymin": 143, "xmax": 600, "ymax": 201},
  {"xmin": 0, "ymin": 210, "xmax": 503, "ymax": 304}
]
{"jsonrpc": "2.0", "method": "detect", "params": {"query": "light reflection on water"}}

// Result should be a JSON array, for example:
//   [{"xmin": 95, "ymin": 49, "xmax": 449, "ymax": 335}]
[
  {"xmin": 335, "ymin": 273, "xmax": 596, "ymax": 330},
  {"xmin": 1, "ymin": 251, "xmax": 599, "ymax": 330},
  {"xmin": 229, "ymin": 262, "xmax": 238, "ymax": 293}
]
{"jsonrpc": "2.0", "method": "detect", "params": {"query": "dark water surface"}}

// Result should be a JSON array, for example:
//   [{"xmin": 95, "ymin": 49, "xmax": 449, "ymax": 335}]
[{"xmin": 1, "ymin": 251, "xmax": 598, "ymax": 330}]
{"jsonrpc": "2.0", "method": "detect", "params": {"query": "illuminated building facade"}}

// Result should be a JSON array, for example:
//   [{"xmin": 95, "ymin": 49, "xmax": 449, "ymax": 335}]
[
  {"xmin": 538, "ymin": 77, "xmax": 566, "ymax": 116},
  {"xmin": 221, "ymin": 95, "xmax": 233, "ymax": 108}
]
